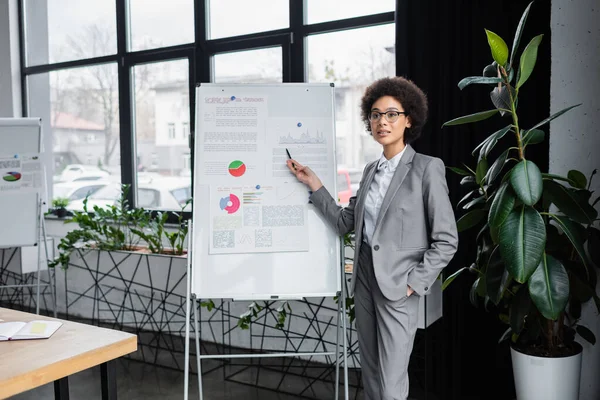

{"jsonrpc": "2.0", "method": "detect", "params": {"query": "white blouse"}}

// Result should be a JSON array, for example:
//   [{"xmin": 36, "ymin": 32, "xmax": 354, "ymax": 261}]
[{"xmin": 362, "ymin": 146, "xmax": 406, "ymax": 245}]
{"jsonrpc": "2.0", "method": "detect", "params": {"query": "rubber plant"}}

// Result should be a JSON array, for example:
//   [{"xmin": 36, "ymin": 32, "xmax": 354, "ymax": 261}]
[{"xmin": 442, "ymin": 1, "xmax": 600, "ymax": 356}]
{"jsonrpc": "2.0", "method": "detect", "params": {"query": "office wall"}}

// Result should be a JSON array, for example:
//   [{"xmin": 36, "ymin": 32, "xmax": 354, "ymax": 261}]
[
  {"xmin": 0, "ymin": 0, "xmax": 21, "ymax": 117},
  {"xmin": 551, "ymin": 1, "xmax": 600, "ymax": 399}
]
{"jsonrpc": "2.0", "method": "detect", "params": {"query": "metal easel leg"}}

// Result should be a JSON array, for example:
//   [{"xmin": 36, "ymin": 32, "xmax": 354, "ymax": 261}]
[
  {"xmin": 193, "ymin": 295, "xmax": 203, "ymax": 400},
  {"xmin": 184, "ymin": 222, "xmax": 193, "ymax": 400},
  {"xmin": 40, "ymin": 213, "xmax": 56, "ymax": 317},
  {"xmin": 35, "ymin": 199, "xmax": 43, "ymax": 315},
  {"xmin": 340, "ymin": 248, "xmax": 349, "ymax": 400},
  {"xmin": 335, "ymin": 289, "xmax": 341, "ymax": 399}
]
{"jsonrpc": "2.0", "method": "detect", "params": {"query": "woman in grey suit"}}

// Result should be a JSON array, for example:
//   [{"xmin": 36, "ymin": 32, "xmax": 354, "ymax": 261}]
[{"xmin": 287, "ymin": 76, "xmax": 458, "ymax": 400}]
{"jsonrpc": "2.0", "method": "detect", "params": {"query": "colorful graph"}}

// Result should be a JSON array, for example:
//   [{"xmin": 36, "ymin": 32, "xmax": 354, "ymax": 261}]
[
  {"xmin": 2, "ymin": 172, "xmax": 21, "ymax": 182},
  {"xmin": 228, "ymin": 160, "xmax": 246, "ymax": 177},
  {"xmin": 219, "ymin": 194, "xmax": 240, "ymax": 214}
]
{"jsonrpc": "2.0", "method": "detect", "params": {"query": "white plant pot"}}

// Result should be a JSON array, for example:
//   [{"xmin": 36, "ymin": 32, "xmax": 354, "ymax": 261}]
[{"xmin": 511, "ymin": 344, "xmax": 582, "ymax": 400}]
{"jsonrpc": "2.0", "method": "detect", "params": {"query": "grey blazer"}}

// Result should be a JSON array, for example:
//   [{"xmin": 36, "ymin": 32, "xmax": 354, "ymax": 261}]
[{"xmin": 310, "ymin": 145, "xmax": 458, "ymax": 301}]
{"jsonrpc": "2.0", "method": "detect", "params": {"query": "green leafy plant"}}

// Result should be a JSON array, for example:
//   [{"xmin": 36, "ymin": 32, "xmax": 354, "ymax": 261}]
[
  {"xmin": 52, "ymin": 197, "xmax": 70, "ymax": 209},
  {"xmin": 49, "ymin": 185, "xmax": 190, "ymax": 269},
  {"xmin": 51, "ymin": 197, "xmax": 71, "ymax": 218},
  {"xmin": 442, "ymin": 1, "xmax": 600, "ymax": 356}
]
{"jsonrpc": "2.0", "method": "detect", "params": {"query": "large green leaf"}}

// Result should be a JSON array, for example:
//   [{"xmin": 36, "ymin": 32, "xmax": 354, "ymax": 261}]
[
  {"xmin": 485, "ymin": 29, "xmax": 509, "ymax": 67},
  {"xmin": 510, "ymin": 2, "xmax": 534, "ymax": 68},
  {"xmin": 570, "ymin": 271, "xmax": 594, "ymax": 303},
  {"xmin": 528, "ymin": 253, "xmax": 569, "ymax": 320},
  {"xmin": 567, "ymin": 170, "xmax": 587, "ymax": 189},
  {"xmin": 510, "ymin": 285, "xmax": 532, "ymax": 334},
  {"xmin": 516, "ymin": 34, "xmax": 544, "ymax": 89},
  {"xmin": 448, "ymin": 166, "xmax": 472, "ymax": 176},
  {"xmin": 489, "ymin": 182, "xmax": 516, "ymax": 228},
  {"xmin": 480, "ymin": 126, "xmax": 512, "ymax": 160},
  {"xmin": 472, "ymin": 125, "xmax": 512, "ymax": 159},
  {"xmin": 476, "ymin": 158, "xmax": 489, "ymax": 185},
  {"xmin": 458, "ymin": 189, "xmax": 479, "ymax": 208},
  {"xmin": 470, "ymin": 278, "xmax": 481, "ymax": 306},
  {"xmin": 457, "ymin": 209, "xmax": 486, "ymax": 232},
  {"xmin": 443, "ymin": 109, "xmax": 499, "ymax": 127},
  {"xmin": 458, "ymin": 76, "xmax": 503, "ymax": 90},
  {"xmin": 522, "ymin": 129, "xmax": 545, "ymax": 146},
  {"xmin": 485, "ymin": 148, "xmax": 510, "ymax": 185},
  {"xmin": 486, "ymin": 246, "xmax": 511, "ymax": 305},
  {"xmin": 551, "ymin": 215, "xmax": 591, "ymax": 273},
  {"xmin": 542, "ymin": 173, "xmax": 577, "ymax": 187},
  {"xmin": 544, "ymin": 180, "xmax": 597, "ymax": 224},
  {"xmin": 461, "ymin": 175, "xmax": 477, "ymax": 187},
  {"xmin": 529, "ymin": 104, "xmax": 582, "ymax": 131},
  {"xmin": 576, "ymin": 325, "xmax": 597, "ymax": 345},
  {"xmin": 510, "ymin": 160, "xmax": 543, "ymax": 206},
  {"xmin": 463, "ymin": 195, "xmax": 486, "ymax": 210},
  {"xmin": 442, "ymin": 267, "xmax": 469, "ymax": 290},
  {"xmin": 499, "ymin": 205, "xmax": 546, "ymax": 283},
  {"xmin": 490, "ymin": 85, "xmax": 515, "ymax": 114},
  {"xmin": 587, "ymin": 227, "xmax": 600, "ymax": 269}
]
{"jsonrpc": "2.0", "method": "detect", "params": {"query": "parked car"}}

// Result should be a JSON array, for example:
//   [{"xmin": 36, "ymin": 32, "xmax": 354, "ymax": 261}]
[
  {"xmin": 337, "ymin": 169, "xmax": 352, "ymax": 205},
  {"xmin": 54, "ymin": 164, "xmax": 110, "ymax": 183},
  {"xmin": 53, "ymin": 180, "xmax": 110, "ymax": 202},
  {"xmin": 67, "ymin": 177, "xmax": 192, "ymax": 212}
]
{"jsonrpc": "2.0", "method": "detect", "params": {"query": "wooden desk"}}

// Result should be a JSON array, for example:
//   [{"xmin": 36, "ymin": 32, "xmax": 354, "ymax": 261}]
[{"xmin": 0, "ymin": 308, "xmax": 137, "ymax": 400}]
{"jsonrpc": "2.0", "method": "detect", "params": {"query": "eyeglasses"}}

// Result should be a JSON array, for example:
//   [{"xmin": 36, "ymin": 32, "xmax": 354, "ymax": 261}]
[{"xmin": 368, "ymin": 110, "xmax": 408, "ymax": 123}]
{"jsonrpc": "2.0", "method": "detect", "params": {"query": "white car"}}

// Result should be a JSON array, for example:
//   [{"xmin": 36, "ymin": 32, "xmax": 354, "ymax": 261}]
[
  {"xmin": 53, "ymin": 180, "xmax": 110, "ymax": 202},
  {"xmin": 54, "ymin": 164, "xmax": 110, "ymax": 183},
  {"xmin": 67, "ymin": 177, "xmax": 192, "ymax": 212}
]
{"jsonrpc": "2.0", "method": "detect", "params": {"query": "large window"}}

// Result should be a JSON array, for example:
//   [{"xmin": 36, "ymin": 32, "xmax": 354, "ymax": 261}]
[
  {"xmin": 128, "ymin": 0, "xmax": 194, "ymax": 51},
  {"xmin": 308, "ymin": 24, "xmax": 395, "ymax": 180},
  {"xmin": 213, "ymin": 47, "xmax": 283, "ymax": 83},
  {"xmin": 21, "ymin": 0, "xmax": 396, "ymax": 214},
  {"xmin": 23, "ymin": 0, "xmax": 117, "ymax": 66},
  {"xmin": 133, "ymin": 59, "xmax": 192, "ymax": 211},
  {"xmin": 306, "ymin": 0, "xmax": 394, "ymax": 24},
  {"xmin": 207, "ymin": 0, "xmax": 289, "ymax": 39},
  {"xmin": 28, "ymin": 64, "xmax": 122, "ymax": 210}
]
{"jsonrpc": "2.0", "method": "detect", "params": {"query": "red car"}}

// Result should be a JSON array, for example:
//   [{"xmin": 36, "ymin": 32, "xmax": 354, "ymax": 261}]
[{"xmin": 337, "ymin": 169, "xmax": 352, "ymax": 205}]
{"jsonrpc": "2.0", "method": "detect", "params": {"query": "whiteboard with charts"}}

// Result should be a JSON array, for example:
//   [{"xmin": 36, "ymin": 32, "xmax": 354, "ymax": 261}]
[
  {"xmin": 0, "ymin": 118, "xmax": 43, "ymax": 248},
  {"xmin": 191, "ymin": 83, "xmax": 341, "ymax": 300}
]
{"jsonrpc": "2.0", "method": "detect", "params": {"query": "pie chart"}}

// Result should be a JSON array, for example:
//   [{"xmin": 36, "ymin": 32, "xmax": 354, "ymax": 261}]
[
  {"xmin": 2, "ymin": 171, "xmax": 21, "ymax": 182},
  {"xmin": 228, "ymin": 160, "xmax": 246, "ymax": 177},
  {"xmin": 219, "ymin": 194, "xmax": 240, "ymax": 214}
]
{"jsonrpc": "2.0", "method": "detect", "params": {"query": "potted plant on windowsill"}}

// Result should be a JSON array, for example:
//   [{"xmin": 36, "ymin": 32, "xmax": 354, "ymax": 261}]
[
  {"xmin": 441, "ymin": 2, "xmax": 600, "ymax": 399},
  {"xmin": 52, "ymin": 197, "xmax": 70, "ymax": 218}
]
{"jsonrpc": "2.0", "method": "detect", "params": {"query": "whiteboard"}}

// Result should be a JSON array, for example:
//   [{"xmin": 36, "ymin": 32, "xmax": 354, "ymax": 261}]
[
  {"xmin": 0, "ymin": 118, "xmax": 42, "ymax": 248},
  {"xmin": 191, "ymin": 83, "xmax": 341, "ymax": 300}
]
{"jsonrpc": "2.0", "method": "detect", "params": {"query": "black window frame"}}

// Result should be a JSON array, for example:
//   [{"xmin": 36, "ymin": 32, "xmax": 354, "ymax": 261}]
[{"xmin": 18, "ymin": 0, "xmax": 400, "ymax": 222}]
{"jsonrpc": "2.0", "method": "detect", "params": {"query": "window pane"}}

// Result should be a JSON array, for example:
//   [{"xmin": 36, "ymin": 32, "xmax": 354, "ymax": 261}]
[
  {"xmin": 133, "ymin": 59, "xmax": 192, "ymax": 211},
  {"xmin": 128, "ymin": 0, "xmax": 194, "ymax": 51},
  {"xmin": 306, "ymin": 0, "xmax": 394, "ymax": 24},
  {"xmin": 24, "ymin": 0, "xmax": 117, "ymax": 66},
  {"xmin": 213, "ymin": 47, "xmax": 282, "ymax": 83},
  {"xmin": 27, "ymin": 64, "xmax": 121, "ymax": 210},
  {"xmin": 307, "ymin": 24, "xmax": 395, "ymax": 187},
  {"xmin": 208, "ymin": 0, "xmax": 288, "ymax": 39}
]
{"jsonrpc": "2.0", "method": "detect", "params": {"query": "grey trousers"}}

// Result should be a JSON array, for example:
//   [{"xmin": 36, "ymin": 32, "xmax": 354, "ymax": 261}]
[{"xmin": 355, "ymin": 244, "xmax": 420, "ymax": 400}]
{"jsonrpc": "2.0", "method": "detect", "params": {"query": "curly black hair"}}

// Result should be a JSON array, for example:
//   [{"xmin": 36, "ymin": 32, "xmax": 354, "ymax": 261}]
[{"xmin": 360, "ymin": 76, "xmax": 428, "ymax": 145}]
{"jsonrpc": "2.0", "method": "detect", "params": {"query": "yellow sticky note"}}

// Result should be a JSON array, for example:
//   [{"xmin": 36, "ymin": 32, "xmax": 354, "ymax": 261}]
[{"xmin": 30, "ymin": 322, "xmax": 46, "ymax": 334}]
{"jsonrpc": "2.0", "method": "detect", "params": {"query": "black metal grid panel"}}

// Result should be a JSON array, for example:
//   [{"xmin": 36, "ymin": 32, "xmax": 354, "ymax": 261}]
[
  {"xmin": 1, "ymin": 248, "xmax": 436, "ymax": 399},
  {"xmin": 0, "ymin": 247, "xmax": 55, "ymax": 313}
]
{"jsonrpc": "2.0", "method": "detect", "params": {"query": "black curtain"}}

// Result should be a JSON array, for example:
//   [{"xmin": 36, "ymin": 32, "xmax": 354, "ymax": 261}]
[{"xmin": 395, "ymin": 1, "xmax": 551, "ymax": 399}]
